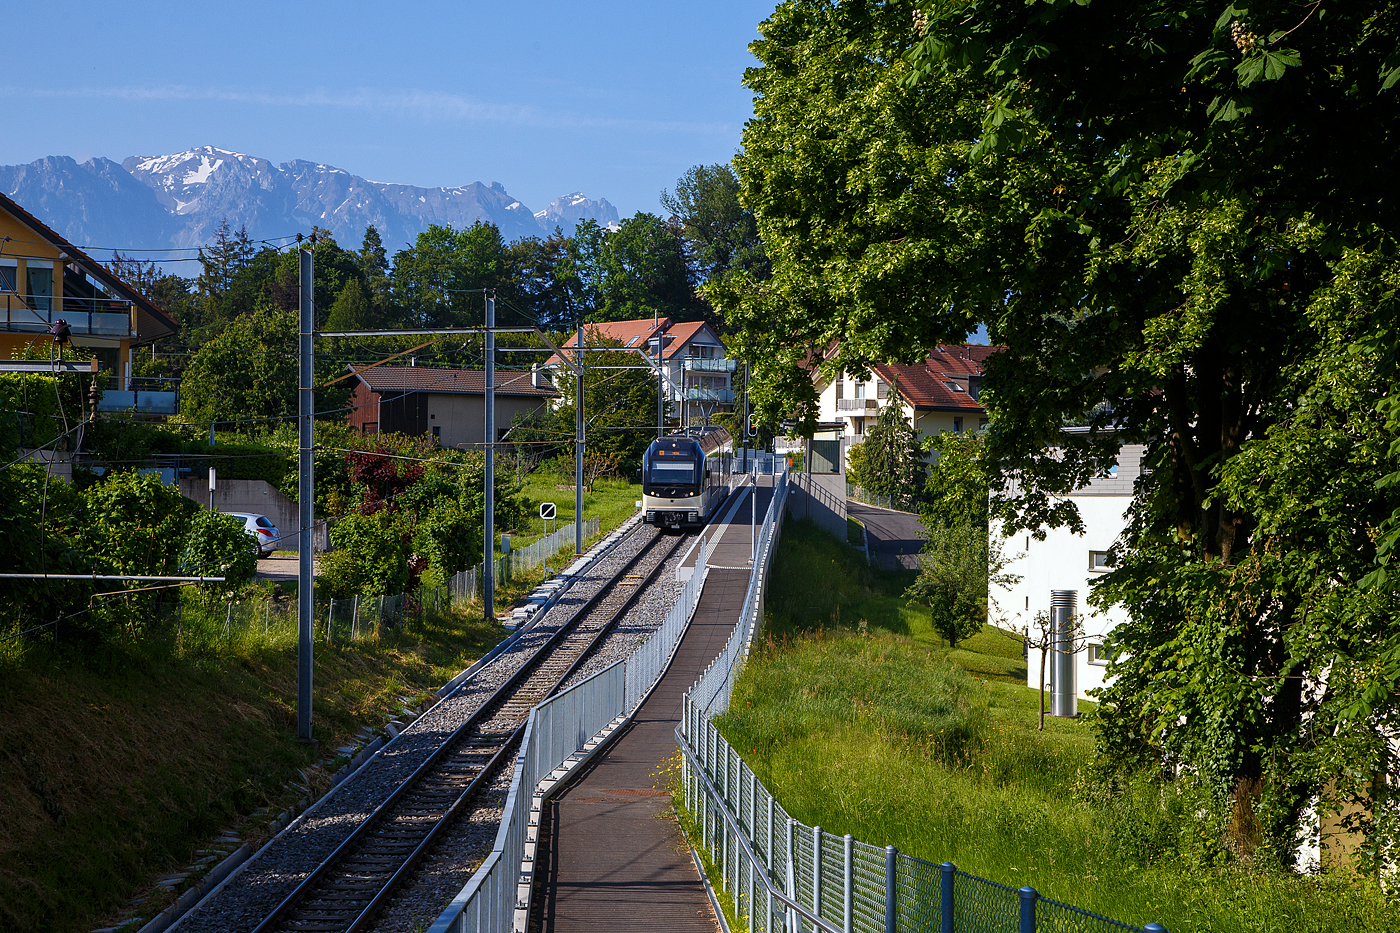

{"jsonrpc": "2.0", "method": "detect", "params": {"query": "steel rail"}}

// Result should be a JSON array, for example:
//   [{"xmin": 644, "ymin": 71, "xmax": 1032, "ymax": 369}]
[
  {"xmin": 248, "ymin": 526, "xmax": 683, "ymax": 933},
  {"xmin": 342, "ymin": 529, "xmax": 688, "ymax": 933}
]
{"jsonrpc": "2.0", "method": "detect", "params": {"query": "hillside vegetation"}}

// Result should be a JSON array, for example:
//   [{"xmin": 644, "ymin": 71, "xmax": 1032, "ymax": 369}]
[{"xmin": 717, "ymin": 519, "xmax": 1397, "ymax": 933}]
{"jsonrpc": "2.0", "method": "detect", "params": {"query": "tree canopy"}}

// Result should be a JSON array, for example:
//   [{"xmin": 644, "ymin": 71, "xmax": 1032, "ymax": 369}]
[{"xmin": 718, "ymin": 0, "xmax": 1400, "ymax": 866}]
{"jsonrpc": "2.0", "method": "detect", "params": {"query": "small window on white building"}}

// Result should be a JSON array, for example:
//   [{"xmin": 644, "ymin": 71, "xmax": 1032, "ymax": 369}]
[
  {"xmin": 835, "ymin": 377, "xmax": 844, "ymax": 400},
  {"xmin": 877, "ymin": 380, "xmax": 888, "ymax": 399},
  {"xmin": 953, "ymin": 416, "xmax": 963, "ymax": 432},
  {"xmin": 855, "ymin": 382, "xmax": 866, "ymax": 399},
  {"xmin": 1089, "ymin": 550, "xmax": 1111, "ymax": 572},
  {"xmin": 1087, "ymin": 643, "xmax": 1109, "ymax": 666}
]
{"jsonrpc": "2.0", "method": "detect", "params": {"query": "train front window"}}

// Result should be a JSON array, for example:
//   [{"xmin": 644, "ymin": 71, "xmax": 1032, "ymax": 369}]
[{"xmin": 650, "ymin": 460, "xmax": 698, "ymax": 485}]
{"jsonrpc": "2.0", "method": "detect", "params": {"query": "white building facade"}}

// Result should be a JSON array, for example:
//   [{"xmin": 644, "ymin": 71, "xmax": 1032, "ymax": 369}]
[{"xmin": 992, "ymin": 443, "xmax": 1145, "ymax": 706}]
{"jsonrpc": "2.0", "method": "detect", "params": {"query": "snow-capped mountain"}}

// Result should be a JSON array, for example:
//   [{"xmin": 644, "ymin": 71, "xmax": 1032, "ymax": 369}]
[
  {"xmin": 0, "ymin": 146, "xmax": 619, "ymax": 258},
  {"xmin": 536, "ymin": 192, "xmax": 620, "ymax": 234}
]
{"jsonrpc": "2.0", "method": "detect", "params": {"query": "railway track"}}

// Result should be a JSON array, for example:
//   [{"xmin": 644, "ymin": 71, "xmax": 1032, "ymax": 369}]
[{"xmin": 248, "ymin": 526, "xmax": 688, "ymax": 933}]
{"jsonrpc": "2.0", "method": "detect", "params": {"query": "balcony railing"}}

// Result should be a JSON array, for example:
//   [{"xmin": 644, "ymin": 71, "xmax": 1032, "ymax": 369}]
[
  {"xmin": 684, "ymin": 357, "xmax": 737, "ymax": 373},
  {"xmin": 686, "ymin": 387, "xmax": 736, "ymax": 403},
  {"xmin": 837, "ymin": 397, "xmax": 879, "ymax": 410},
  {"xmin": 2, "ymin": 293, "xmax": 135, "ymax": 338}
]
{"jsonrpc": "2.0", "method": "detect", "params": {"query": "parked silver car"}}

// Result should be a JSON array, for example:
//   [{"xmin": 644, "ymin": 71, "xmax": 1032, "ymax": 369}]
[{"xmin": 225, "ymin": 511, "xmax": 279, "ymax": 558}]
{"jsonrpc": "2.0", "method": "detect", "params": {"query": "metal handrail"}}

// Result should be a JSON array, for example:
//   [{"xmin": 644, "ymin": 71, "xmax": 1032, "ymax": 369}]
[{"xmin": 676, "ymin": 727, "xmax": 843, "ymax": 933}]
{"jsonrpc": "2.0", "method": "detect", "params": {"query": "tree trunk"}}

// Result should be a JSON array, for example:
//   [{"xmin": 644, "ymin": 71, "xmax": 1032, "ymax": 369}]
[{"xmin": 1038, "ymin": 642, "xmax": 1047, "ymax": 731}]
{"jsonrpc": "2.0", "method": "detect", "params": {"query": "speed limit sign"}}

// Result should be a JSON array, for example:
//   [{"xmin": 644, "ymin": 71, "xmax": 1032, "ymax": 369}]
[{"xmin": 540, "ymin": 502, "xmax": 557, "ymax": 521}]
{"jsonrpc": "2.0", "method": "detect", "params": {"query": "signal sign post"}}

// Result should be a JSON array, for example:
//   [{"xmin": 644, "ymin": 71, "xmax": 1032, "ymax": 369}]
[{"xmin": 540, "ymin": 502, "xmax": 557, "ymax": 580}]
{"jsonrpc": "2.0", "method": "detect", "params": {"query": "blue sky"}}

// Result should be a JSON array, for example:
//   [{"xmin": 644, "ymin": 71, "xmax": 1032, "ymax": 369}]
[{"xmin": 0, "ymin": 1, "xmax": 774, "ymax": 224}]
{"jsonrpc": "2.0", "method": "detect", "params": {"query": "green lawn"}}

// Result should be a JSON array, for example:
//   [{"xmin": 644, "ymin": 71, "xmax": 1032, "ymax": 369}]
[
  {"xmin": 716, "ymin": 517, "xmax": 1396, "ymax": 933},
  {"xmin": 504, "ymin": 474, "xmax": 641, "ymax": 551}
]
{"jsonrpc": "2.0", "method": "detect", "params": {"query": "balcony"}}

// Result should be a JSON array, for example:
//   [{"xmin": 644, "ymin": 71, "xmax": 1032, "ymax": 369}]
[
  {"xmin": 837, "ymin": 398, "xmax": 879, "ymax": 411},
  {"xmin": 684, "ymin": 357, "xmax": 737, "ymax": 373},
  {"xmin": 686, "ymin": 387, "xmax": 736, "ymax": 403},
  {"xmin": 2, "ymin": 294, "xmax": 134, "ymax": 338},
  {"xmin": 96, "ymin": 377, "xmax": 180, "ymax": 415}
]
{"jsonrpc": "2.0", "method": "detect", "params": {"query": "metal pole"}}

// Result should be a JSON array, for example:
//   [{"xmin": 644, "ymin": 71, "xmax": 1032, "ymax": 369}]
[
  {"xmin": 575, "ymin": 321, "xmax": 585, "ymax": 556},
  {"xmin": 939, "ymin": 862, "xmax": 954, "ymax": 933},
  {"xmin": 297, "ymin": 247, "xmax": 314, "ymax": 742},
  {"xmin": 751, "ymin": 475, "xmax": 757, "ymax": 565},
  {"xmin": 484, "ymin": 295, "xmax": 495, "ymax": 622},
  {"xmin": 1018, "ymin": 886, "xmax": 1037, "ymax": 933},
  {"xmin": 844, "ymin": 835, "xmax": 854, "ymax": 933},
  {"xmin": 657, "ymin": 325, "xmax": 664, "ymax": 439},
  {"xmin": 1051, "ymin": 590, "xmax": 1077, "ymax": 717},
  {"xmin": 884, "ymin": 845, "xmax": 897, "ymax": 933}
]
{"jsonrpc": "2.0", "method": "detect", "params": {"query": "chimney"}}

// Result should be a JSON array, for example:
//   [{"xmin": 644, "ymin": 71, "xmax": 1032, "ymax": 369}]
[
  {"xmin": 532, "ymin": 363, "xmax": 543, "ymax": 388},
  {"xmin": 410, "ymin": 357, "xmax": 416, "ymax": 367}
]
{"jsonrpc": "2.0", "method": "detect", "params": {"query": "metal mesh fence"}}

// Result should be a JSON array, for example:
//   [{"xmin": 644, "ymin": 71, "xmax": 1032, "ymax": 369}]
[{"xmin": 674, "ymin": 467, "xmax": 1167, "ymax": 933}]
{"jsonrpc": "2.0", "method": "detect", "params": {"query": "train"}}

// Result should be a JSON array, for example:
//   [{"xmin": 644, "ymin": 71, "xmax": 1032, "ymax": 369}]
[{"xmin": 641, "ymin": 428, "xmax": 734, "ymax": 529}]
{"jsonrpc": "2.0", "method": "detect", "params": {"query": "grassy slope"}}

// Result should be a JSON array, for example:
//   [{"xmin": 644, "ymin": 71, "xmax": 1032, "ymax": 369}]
[
  {"xmin": 0, "ymin": 475, "xmax": 641, "ymax": 933},
  {"xmin": 719, "ymin": 517, "xmax": 1396, "ymax": 933},
  {"xmin": 0, "ymin": 604, "xmax": 504, "ymax": 933}
]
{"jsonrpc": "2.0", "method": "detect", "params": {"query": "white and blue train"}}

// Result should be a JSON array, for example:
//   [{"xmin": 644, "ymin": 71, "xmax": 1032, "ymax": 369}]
[{"xmin": 641, "ymin": 429, "xmax": 733, "ymax": 529}]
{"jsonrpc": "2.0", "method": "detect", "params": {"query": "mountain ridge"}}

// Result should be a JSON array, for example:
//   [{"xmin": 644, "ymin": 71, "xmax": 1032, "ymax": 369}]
[{"xmin": 0, "ymin": 146, "xmax": 619, "ymax": 259}]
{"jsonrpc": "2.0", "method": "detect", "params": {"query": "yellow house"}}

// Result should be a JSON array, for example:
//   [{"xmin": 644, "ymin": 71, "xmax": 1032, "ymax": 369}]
[{"xmin": 0, "ymin": 191, "xmax": 176, "ymax": 384}]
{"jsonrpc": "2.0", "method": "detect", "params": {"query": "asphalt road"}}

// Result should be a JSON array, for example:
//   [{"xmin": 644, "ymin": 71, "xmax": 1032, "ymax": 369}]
[
  {"xmin": 255, "ymin": 553, "xmax": 320, "ymax": 580},
  {"xmin": 847, "ymin": 500, "xmax": 926, "ymax": 570}
]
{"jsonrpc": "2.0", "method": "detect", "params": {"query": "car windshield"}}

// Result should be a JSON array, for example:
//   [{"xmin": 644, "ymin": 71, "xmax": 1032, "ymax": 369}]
[{"xmin": 649, "ymin": 460, "xmax": 697, "ymax": 485}]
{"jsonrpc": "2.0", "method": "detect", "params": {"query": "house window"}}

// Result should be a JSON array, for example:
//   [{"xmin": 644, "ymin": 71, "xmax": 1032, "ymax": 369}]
[
  {"xmin": 953, "ymin": 417, "xmax": 963, "ymax": 432},
  {"xmin": 1089, "ymin": 550, "xmax": 1111, "ymax": 571},
  {"xmin": 1100, "ymin": 463, "xmax": 1118, "ymax": 477},
  {"xmin": 876, "ymin": 380, "xmax": 888, "ymax": 399},
  {"xmin": 0, "ymin": 260, "xmax": 15, "ymax": 292},
  {"xmin": 431, "ymin": 426, "xmax": 440, "ymax": 438},
  {"xmin": 945, "ymin": 382, "xmax": 965, "ymax": 393},
  {"xmin": 1087, "ymin": 643, "xmax": 1109, "ymax": 666},
  {"xmin": 855, "ymin": 382, "xmax": 866, "ymax": 399},
  {"xmin": 625, "ymin": 336, "xmax": 639, "ymax": 347},
  {"xmin": 835, "ymin": 378, "xmax": 844, "ymax": 401}
]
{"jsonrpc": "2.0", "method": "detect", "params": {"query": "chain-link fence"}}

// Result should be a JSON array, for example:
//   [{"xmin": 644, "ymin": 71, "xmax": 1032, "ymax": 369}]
[
  {"xmin": 846, "ymin": 482, "xmax": 920, "ymax": 514},
  {"xmin": 447, "ymin": 517, "xmax": 601, "ymax": 601},
  {"xmin": 679, "ymin": 474, "xmax": 1168, "ymax": 933}
]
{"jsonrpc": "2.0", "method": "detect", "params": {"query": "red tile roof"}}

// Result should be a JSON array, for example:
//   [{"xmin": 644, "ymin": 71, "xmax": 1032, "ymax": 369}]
[
  {"xmin": 353, "ymin": 366, "xmax": 557, "ymax": 397},
  {"xmin": 873, "ymin": 344, "xmax": 999, "ymax": 412},
  {"xmin": 545, "ymin": 317, "xmax": 721, "ymax": 366}
]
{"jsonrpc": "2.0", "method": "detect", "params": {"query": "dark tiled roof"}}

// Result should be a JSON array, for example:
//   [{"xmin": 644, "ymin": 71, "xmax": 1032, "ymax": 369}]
[{"xmin": 353, "ymin": 366, "xmax": 557, "ymax": 397}]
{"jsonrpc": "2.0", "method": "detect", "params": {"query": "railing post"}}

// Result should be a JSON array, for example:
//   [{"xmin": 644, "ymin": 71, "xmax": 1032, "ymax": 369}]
[
  {"xmin": 813, "ymin": 826, "xmax": 823, "ymax": 924},
  {"xmin": 843, "ymin": 835, "xmax": 853, "ymax": 933},
  {"xmin": 885, "ymin": 845, "xmax": 897, "ymax": 933},
  {"xmin": 785, "ymin": 819, "xmax": 798, "ymax": 933},
  {"xmin": 1143, "ymin": 925, "xmax": 1169, "ymax": 933},
  {"xmin": 767, "ymin": 796, "xmax": 775, "ymax": 873},
  {"xmin": 940, "ymin": 862, "xmax": 954, "ymax": 933},
  {"xmin": 1018, "ymin": 887, "xmax": 1037, "ymax": 933}
]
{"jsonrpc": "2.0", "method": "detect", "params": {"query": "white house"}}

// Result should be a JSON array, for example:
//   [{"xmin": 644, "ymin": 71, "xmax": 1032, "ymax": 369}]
[
  {"xmin": 809, "ymin": 344, "xmax": 997, "ymax": 468},
  {"xmin": 544, "ymin": 316, "xmax": 735, "ymax": 426},
  {"xmin": 992, "ymin": 438, "xmax": 1146, "ymax": 706}
]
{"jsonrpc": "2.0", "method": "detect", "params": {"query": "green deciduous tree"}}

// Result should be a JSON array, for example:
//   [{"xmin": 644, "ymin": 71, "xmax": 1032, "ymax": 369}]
[
  {"xmin": 723, "ymin": 0, "xmax": 1400, "ymax": 863},
  {"xmin": 663, "ymin": 163, "xmax": 769, "ymax": 287},
  {"xmin": 179, "ymin": 308, "xmax": 350, "ymax": 431}
]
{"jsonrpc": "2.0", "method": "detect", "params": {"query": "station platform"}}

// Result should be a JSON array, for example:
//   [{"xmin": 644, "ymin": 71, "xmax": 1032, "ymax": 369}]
[{"xmin": 528, "ymin": 478, "xmax": 773, "ymax": 932}]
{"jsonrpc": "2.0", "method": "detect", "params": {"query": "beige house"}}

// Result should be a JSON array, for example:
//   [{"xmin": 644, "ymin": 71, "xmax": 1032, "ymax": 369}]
[{"xmin": 811, "ymin": 344, "xmax": 998, "ymax": 466}]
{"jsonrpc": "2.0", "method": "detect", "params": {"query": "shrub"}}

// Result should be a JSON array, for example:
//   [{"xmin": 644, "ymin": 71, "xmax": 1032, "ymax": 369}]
[{"xmin": 180, "ymin": 511, "xmax": 259, "ymax": 598}]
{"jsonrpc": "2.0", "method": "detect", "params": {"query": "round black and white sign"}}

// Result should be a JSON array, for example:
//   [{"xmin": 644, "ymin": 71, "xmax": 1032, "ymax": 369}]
[{"xmin": 539, "ymin": 502, "xmax": 557, "ymax": 521}]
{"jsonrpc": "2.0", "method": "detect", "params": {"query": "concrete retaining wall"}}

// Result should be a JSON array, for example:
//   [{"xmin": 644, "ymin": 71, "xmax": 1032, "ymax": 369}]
[
  {"xmin": 787, "ymin": 471, "xmax": 847, "ymax": 542},
  {"xmin": 178, "ymin": 478, "xmax": 327, "ymax": 552}
]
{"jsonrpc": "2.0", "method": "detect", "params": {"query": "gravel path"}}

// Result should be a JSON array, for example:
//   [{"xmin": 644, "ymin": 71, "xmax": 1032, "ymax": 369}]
[{"xmin": 171, "ymin": 523, "xmax": 666, "ymax": 933}]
